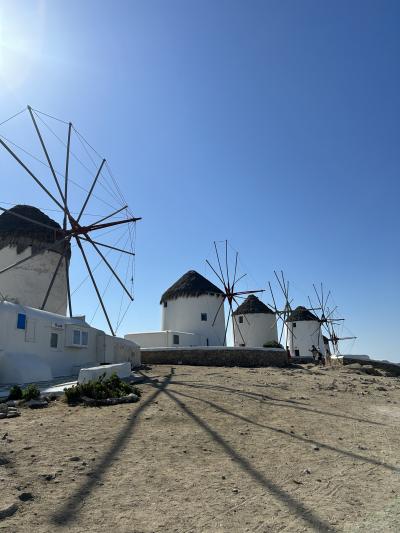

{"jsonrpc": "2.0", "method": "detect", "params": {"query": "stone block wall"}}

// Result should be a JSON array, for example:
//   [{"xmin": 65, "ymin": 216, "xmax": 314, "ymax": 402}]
[{"xmin": 141, "ymin": 347, "xmax": 288, "ymax": 368}]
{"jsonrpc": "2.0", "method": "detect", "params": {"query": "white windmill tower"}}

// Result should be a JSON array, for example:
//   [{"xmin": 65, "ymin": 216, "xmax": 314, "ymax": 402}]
[
  {"xmin": 285, "ymin": 306, "xmax": 325, "ymax": 359},
  {"xmin": 0, "ymin": 205, "xmax": 70, "ymax": 314},
  {"xmin": 160, "ymin": 270, "xmax": 226, "ymax": 346},
  {"xmin": 232, "ymin": 294, "xmax": 278, "ymax": 347}
]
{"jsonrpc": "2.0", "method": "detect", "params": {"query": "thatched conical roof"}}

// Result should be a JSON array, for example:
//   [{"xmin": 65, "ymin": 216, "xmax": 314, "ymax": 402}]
[
  {"xmin": 0, "ymin": 205, "xmax": 65, "ymax": 254},
  {"xmin": 233, "ymin": 294, "xmax": 274, "ymax": 316},
  {"xmin": 287, "ymin": 306, "xmax": 319, "ymax": 322},
  {"xmin": 160, "ymin": 270, "xmax": 223, "ymax": 304}
]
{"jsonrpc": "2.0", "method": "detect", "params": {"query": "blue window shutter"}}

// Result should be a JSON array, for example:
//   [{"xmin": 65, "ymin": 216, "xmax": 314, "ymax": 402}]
[{"xmin": 17, "ymin": 313, "xmax": 26, "ymax": 330}]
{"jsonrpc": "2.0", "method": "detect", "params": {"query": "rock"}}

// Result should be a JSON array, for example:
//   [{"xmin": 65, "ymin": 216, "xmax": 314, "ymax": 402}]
[
  {"xmin": 312, "ymin": 446, "xmax": 320, "ymax": 451},
  {"xmin": 0, "ymin": 502, "xmax": 18, "ymax": 520},
  {"xmin": 25, "ymin": 399, "xmax": 48, "ymax": 409},
  {"xmin": 303, "ymin": 469, "xmax": 311, "ymax": 474},
  {"xmin": 0, "ymin": 456, "xmax": 10, "ymax": 466},
  {"xmin": 69, "ymin": 456, "xmax": 81, "ymax": 462},
  {"xmin": 232, "ymin": 488, "xmax": 239, "ymax": 493},
  {"xmin": 0, "ymin": 413, "xmax": 7, "ymax": 419},
  {"xmin": 6, "ymin": 411, "xmax": 20, "ymax": 418},
  {"xmin": 376, "ymin": 386, "xmax": 387, "ymax": 391},
  {"xmin": 18, "ymin": 492, "xmax": 34, "ymax": 502}
]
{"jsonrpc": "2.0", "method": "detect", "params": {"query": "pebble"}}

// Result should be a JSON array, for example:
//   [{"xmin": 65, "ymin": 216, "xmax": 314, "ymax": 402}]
[
  {"xmin": 18, "ymin": 492, "xmax": 34, "ymax": 502},
  {"xmin": 69, "ymin": 456, "xmax": 81, "ymax": 462}
]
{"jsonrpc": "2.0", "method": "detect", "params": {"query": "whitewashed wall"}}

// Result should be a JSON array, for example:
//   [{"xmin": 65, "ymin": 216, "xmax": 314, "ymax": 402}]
[
  {"xmin": 233, "ymin": 313, "xmax": 278, "ymax": 347},
  {"xmin": 0, "ymin": 245, "xmax": 67, "ymax": 315},
  {"xmin": 125, "ymin": 330, "xmax": 206, "ymax": 348},
  {"xmin": 161, "ymin": 294, "xmax": 226, "ymax": 346},
  {"xmin": 0, "ymin": 301, "xmax": 140, "ymax": 385},
  {"xmin": 285, "ymin": 320, "xmax": 324, "ymax": 358}
]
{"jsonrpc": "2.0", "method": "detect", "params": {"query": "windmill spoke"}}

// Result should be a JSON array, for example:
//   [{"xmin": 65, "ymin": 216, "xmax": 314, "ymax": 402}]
[
  {"xmin": 223, "ymin": 306, "xmax": 231, "ymax": 346},
  {"xmin": 28, "ymin": 106, "xmax": 67, "ymax": 210},
  {"xmin": 63, "ymin": 122, "xmax": 72, "ymax": 231},
  {"xmin": 84, "ymin": 235, "xmax": 134, "ymax": 300},
  {"xmin": 90, "ymin": 205, "xmax": 128, "ymax": 226},
  {"xmin": 214, "ymin": 241, "xmax": 227, "ymax": 287},
  {"xmin": 75, "ymin": 236, "xmax": 115, "ymax": 336},
  {"xmin": 40, "ymin": 245, "xmax": 69, "ymax": 310},
  {"xmin": 211, "ymin": 296, "xmax": 226, "ymax": 327},
  {"xmin": 76, "ymin": 158, "xmax": 106, "ymax": 223},
  {"xmin": 78, "ymin": 236, "xmax": 135, "ymax": 256},
  {"xmin": 231, "ymin": 252, "xmax": 239, "ymax": 290},
  {"xmin": 206, "ymin": 259, "xmax": 225, "ymax": 286},
  {"xmin": 0, "ymin": 137, "xmax": 65, "ymax": 211},
  {"xmin": 65, "ymin": 255, "xmax": 73, "ymax": 317}
]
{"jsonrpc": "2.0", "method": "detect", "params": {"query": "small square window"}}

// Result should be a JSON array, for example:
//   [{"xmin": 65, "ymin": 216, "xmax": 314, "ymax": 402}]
[
  {"xmin": 73, "ymin": 329, "xmax": 81, "ymax": 345},
  {"xmin": 17, "ymin": 313, "xmax": 26, "ymax": 330},
  {"xmin": 238, "ymin": 316, "xmax": 244, "ymax": 324},
  {"xmin": 50, "ymin": 332, "xmax": 58, "ymax": 349},
  {"xmin": 201, "ymin": 313, "xmax": 207, "ymax": 321},
  {"xmin": 81, "ymin": 331, "xmax": 88, "ymax": 346},
  {"xmin": 293, "ymin": 322, "xmax": 296, "ymax": 327},
  {"xmin": 173, "ymin": 334, "xmax": 179, "ymax": 345},
  {"xmin": 163, "ymin": 301, "xmax": 168, "ymax": 308}
]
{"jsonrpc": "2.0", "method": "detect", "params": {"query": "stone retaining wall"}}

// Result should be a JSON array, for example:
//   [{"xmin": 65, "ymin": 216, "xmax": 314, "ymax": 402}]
[{"xmin": 141, "ymin": 347, "xmax": 288, "ymax": 368}]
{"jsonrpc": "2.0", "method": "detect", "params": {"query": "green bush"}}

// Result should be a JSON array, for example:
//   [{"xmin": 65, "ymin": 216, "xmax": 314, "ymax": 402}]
[
  {"xmin": 64, "ymin": 373, "xmax": 141, "ymax": 404},
  {"xmin": 22, "ymin": 384, "xmax": 41, "ymax": 401},
  {"xmin": 263, "ymin": 340, "xmax": 284, "ymax": 349},
  {"xmin": 8, "ymin": 385, "xmax": 23, "ymax": 400}
]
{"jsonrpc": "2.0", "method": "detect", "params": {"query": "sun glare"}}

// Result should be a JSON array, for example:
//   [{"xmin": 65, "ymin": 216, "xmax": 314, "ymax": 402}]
[{"xmin": 0, "ymin": 1, "xmax": 46, "ymax": 90}]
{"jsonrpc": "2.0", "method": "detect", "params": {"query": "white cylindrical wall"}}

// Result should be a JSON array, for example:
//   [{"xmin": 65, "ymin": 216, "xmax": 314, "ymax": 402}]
[
  {"xmin": 0, "ymin": 245, "xmax": 68, "ymax": 315},
  {"xmin": 285, "ymin": 320, "xmax": 324, "ymax": 358},
  {"xmin": 233, "ymin": 313, "xmax": 278, "ymax": 347},
  {"xmin": 161, "ymin": 294, "xmax": 226, "ymax": 346}
]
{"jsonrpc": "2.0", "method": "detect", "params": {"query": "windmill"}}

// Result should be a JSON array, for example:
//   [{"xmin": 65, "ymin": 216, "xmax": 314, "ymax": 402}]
[
  {"xmin": 268, "ymin": 270, "xmax": 294, "ymax": 348},
  {"xmin": 205, "ymin": 240, "xmax": 264, "ymax": 346},
  {"xmin": 309, "ymin": 283, "xmax": 357, "ymax": 356},
  {"xmin": 0, "ymin": 105, "xmax": 140, "ymax": 336}
]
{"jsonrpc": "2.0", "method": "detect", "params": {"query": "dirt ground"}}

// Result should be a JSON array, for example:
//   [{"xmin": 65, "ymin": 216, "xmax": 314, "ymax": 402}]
[{"xmin": 1, "ymin": 363, "xmax": 400, "ymax": 533}]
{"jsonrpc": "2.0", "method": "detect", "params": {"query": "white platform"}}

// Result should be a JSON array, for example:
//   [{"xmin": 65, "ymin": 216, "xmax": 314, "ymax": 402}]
[{"xmin": 78, "ymin": 363, "xmax": 131, "ymax": 384}]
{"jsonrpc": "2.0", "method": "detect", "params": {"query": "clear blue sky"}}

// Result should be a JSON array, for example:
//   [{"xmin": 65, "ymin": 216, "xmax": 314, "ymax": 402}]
[{"xmin": 0, "ymin": 1, "xmax": 399, "ymax": 360}]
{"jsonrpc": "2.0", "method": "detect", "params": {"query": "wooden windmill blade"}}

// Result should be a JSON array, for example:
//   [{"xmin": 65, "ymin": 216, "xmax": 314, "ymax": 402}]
[
  {"xmin": 206, "ymin": 240, "xmax": 265, "ymax": 346},
  {"xmin": 0, "ymin": 106, "xmax": 140, "ymax": 334}
]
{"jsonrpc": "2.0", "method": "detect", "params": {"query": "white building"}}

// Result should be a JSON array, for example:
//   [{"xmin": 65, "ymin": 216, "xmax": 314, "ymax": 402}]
[
  {"xmin": 161, "ymin": 270, "xmax": 226, "ymax": 346},
  {"xmin": 126, "ymin": 270, "xmax": 226, "ymax": 347},
  {"xmin": 232, "ymin": 294, "xmax": 279, "ymax": 348},
  {"xmin": 0, "ymin": 300, "xmax": 140, "ymax": 385},
  {"xmin": 285, "ymin": 306, "xmax": 324, "ymax": 359},
  {"xmin": 0, "ymin": 205, "xmax": 68, "ymax": 315}
]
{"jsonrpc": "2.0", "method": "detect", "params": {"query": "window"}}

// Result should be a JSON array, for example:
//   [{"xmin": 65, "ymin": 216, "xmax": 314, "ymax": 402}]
[
  {"xmin": 163, "ymin": 301, "xmax": 168, "ymax": 308},
  {"xmin": 238, "ymin": 316, "xmax": 244, "ymax": 324},
  {"xmin": 201, "ymin": 313, "xmax": 207, "ymax": 321},
  {"xmin": 295, "ymin": 349, "xmax": 300, "ymax": 357},
  {"xmin": 81, "ymin": 331, "xmax": 88, "ymax": 346},
  {"xmin": 209, "ymin": 292, "xmax": 214, "ymax": 296},
  {"xmin": 293, "ymin": 322, "xmax": 297, "ymax": 327},
  {"xmin": 17, "ymin": 313, "xmax": 26, "ymax": 330},
  {"xmin": 73, "ymin": 329, "xmax": 81, "ymax": 345},
  {"xmin": 50, "ymin": 333, "xmax": 58, "ymax": 349},
  {"xmin": 173, "ymin": 334, "xmax": 179, "ymax": 345}
]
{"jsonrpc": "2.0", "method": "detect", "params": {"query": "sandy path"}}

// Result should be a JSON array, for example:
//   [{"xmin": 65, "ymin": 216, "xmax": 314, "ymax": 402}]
[{"xmin": 1, "ymin": 364, "xmax": 400, "ymax": 532}]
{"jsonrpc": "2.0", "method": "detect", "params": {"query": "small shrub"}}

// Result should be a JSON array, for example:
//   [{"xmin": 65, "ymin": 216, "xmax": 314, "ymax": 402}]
[
  {"xmin": 64, "ymin": 373, "xmax": 141, "ymax": 404},
  {"xmin": 263, "ymin": 340, "xmax": 284, "ymax": 349},
  {"xmin": 8, "ymin": 385, "xmax": 23, "ymax": 401},
  {"xmin": 22, "ymin": 384, "xmax": 41, "ymax": 401}
]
